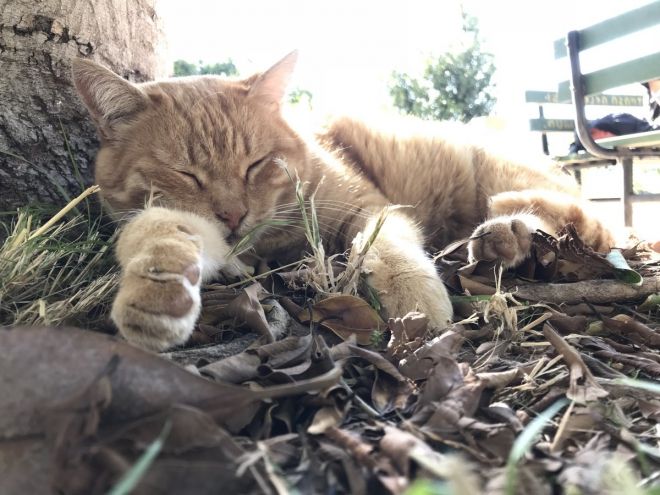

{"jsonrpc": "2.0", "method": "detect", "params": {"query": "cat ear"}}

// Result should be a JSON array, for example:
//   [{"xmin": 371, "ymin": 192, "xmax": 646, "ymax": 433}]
[
  {"xmin": 249, "ymin": 50, "xmax": 298, "ymax": 107},
  {"xmin": 72, "ymin": 58, "xmax": 149, "ymax": 138}
]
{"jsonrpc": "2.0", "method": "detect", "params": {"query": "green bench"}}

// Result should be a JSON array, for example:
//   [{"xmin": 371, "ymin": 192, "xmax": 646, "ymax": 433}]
[
  {"xmin": 525, "ymin": 90, "xmax": 644, "ymax": 163},
  {"xmin": 530, "ymin": 1, "xmax": 660, "ymax": 226}
]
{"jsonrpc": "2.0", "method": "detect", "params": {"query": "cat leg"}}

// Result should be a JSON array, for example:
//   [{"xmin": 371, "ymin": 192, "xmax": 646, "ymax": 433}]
[
  {"xmin": 111, "ymin": 206, "xmax": 240, "ymax": 351},
  {"xmin": 468, "ymin": 189, "xmax": 614, "ymax": 267},
  {"xmin": 359, "ymin": 212, "xmax": 453, "ymax": 329}
]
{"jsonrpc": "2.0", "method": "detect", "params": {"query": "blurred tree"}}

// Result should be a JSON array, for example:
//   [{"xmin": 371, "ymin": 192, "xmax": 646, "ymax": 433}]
[
  {"xmin": 173, "ymin": 59, "xmax": 197, "ymax": 76},
  {"xmin": 288, "ymin": 88, "xmax": 313, "ymax": 109},
  {"xmin": 389, "ymin": 13, "xmax": 496, "ymax": 123},
  {"xmin": 173, "ymin": 59, "xmax": 238, "ymax": 77},
  {"xmin": 198, "ymin": 60, "xmax": 238, "ymax": 76},
  {"xmin": 172, "ymin": 60, "xmax": 312, "ymax": 108}
]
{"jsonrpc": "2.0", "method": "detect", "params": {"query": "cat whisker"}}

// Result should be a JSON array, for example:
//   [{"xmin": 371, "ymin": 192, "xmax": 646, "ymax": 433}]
[
  {"xmin": 275, "ymin": 198, "xmax": 368, "ymax": 209},
  {"xmin": 267, "ymin": 217, "xmax": 351, "ymax": 240},
  {"xmin": 273, "ymin": 205, "xmax": 372, "ymax": 219}
]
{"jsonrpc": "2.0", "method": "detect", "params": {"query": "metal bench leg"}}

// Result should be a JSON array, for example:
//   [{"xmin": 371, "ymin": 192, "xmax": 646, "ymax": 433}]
[
  {"xmin": 622, "ymin": 158, "xmax": 633, "ymax": 227},
  {"xmin": 573, "ymin": 168, "xmax": 582, "ymax": 186}
]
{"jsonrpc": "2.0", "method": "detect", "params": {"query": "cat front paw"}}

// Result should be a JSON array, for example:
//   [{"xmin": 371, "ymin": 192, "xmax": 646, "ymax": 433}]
[
  {"xmin": 366, "ymin": 256, "xmax": 453, "ymax": 331},
  {"xmin": 111, "ymin": 239, "xmax": 203, "ymax": 352},
  {"xmin": 467, "ymin": 214, "xmax": 540, "ymax": 268}
]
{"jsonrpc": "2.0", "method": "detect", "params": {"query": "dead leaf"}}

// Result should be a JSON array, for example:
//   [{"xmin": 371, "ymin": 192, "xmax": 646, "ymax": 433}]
[
  {"xmin": 308, "ymin": 406, "xmax": 344, "ymax": 435},
  {"xmin": 200, "ymin": 334, "xmax": 313, "ymax": 384},
  {"xmin": 387, "ymin": 312, "xmax": 429, "ymax": 360},
  {"xmin": 543, "ymin": 324, "xmax": 609, "ymax": 403},
  {"xmin": 476, "ymin": 368, "xmax": 522, "ymax": 389},
  {"xmin": 0, "ymin": 326, "xmax": 343, "ymax": 494},
  {"xmin": 458, "ymin": 274, "xmax": 497, "ymax": 296},
  {"xmin": 226, "ymin": 283, "xmax": 278, "ymax": 342},
  {"xmin": 602, "ymin": 314, "xmax": 660, "ymax": 347},
  {"xmin": 398, "ymin": 331, "xmax": 464, "ymax": 381},
  {"xmin": 379, "ymin": 426, "xmax": 431, "ymax": 476},
  {"xmin": 298, "ymin": 295, "xmax": 385, "ymax": 345},
  {"xmin": 324, "ymin": 427, "xmax": 404, "ymax": 494},
  {"xmin": 557, "ymin": 435, "xmax": 612, "ymax": 495},
  {"xmin": 0, "ymin": 326, "xmax": 244, "ymax": 440},
  {"xmin": 57, "ymin": 402, "xmax": 271, "ymax": 495}
]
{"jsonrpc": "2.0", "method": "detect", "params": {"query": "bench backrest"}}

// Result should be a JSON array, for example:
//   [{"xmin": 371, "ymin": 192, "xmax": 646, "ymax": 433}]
[
  {"xmin": 525, "ymin": 90, "xmax": 644, "ymax": 133},
  {"xmin": 555, "ymin": 1, "xmax": 660, "ymax": 102}
]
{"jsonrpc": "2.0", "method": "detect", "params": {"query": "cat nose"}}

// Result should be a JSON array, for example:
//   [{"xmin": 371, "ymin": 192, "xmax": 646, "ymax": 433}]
[{"xmin": 215, "ymin": 209, "xmax": 246, "ymax": 231}]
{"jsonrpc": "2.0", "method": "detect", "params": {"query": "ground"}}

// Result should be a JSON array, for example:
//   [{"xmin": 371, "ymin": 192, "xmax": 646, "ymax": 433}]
[{"xmin": 1, "ymin": 191, "xmax": 659, "ymax": 495}]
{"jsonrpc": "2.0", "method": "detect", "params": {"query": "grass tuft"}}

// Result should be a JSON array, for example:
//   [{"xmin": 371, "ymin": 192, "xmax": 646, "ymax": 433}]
[{"xmin": 0, "ymin": 187, "xmax": 118, "ymax": 328}]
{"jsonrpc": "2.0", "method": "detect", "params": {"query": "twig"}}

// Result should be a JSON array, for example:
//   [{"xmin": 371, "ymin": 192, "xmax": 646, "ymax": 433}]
[
  {"xmin": 513, "ymin": 277, "xmax": 660, "ymax": 304},
  {"xmin": 27, "ymin": 185, "xmax": 101, "ymax": 241}
]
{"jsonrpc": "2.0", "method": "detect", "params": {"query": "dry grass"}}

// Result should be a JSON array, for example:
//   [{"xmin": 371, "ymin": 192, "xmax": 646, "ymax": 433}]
[{"xmin": 0, "ymin": 187, "xmax": 118, "ymax": 328}]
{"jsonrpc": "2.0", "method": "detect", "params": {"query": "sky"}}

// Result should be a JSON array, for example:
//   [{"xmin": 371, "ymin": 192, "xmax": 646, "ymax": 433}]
[{"xmin": 158, "ymin": 0, "xmax": 654, "ymax": 123}]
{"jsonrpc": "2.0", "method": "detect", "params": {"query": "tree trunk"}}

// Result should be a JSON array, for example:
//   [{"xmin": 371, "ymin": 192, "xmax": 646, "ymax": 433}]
[{"xmin": 0, "ymin": 0, "xmax": 166, "ymax": 211}]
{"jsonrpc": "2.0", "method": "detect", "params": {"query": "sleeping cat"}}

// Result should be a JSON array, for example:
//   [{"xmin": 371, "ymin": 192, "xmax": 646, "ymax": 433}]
[{"xmin": 72, "ymin": 52, "xmax": 613, "ymax": 351}]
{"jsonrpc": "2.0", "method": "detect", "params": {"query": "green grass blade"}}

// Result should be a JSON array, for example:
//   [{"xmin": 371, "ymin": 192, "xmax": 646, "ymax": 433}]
[
  {"xmin": 106, "ymin": 420, "xmax": 171, "ymax": 495},
  {"xmin": 506, "ymin": 398, "xmax": 569, "ymax": 495}
]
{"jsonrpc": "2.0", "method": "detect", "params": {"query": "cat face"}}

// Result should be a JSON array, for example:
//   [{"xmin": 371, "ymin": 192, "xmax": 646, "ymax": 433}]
[{"xmin": 73, "ymin": 53, "xmax": 303, "ymax": 245}]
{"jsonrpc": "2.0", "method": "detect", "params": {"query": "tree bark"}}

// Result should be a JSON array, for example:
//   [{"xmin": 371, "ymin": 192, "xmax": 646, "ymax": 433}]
[{"xmin": 0, "ymin": 0, "xmax": 167, "ymax": 211}]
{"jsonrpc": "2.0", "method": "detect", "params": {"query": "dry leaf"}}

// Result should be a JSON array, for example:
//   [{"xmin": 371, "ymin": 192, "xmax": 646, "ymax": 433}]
[
  {"xmin": 200, "ymin": 334, "xmax": 313, "ymax": 384},
  {"xmin": 543, "ymin": 324, "xmax": 609, "ymax": 403},
  {"xmin": 226, "ymin": 283, "xmax": 277, "ymax": 342},
  {"xmin": 308, "ymin": 406, "xmax": 344, "ymax": 435},
  {"xmin": 298, "ymin": 294, "xmax": 385, "ymax": 345},
  {"xmin": 398, "ymin": 331, "xmax": 464, "ymax": 381},
  {"xmin": 0, "ymin": 326, "xmax": 343, "ymax": 494},
  {"xmin": 387, "ymin": 312, "xmax": 429, "ymax": 360}
]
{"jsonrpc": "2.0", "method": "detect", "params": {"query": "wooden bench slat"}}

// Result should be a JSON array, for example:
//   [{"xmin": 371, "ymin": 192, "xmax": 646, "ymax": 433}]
[
  {"xmin": 595, "ymin": 129, "xmax": 660, "ymax": 149},
  {"xmin": 549, "ymin": 132, "xmax": 660, "ymax": 165},
  {"xmin": 529, "ymin": 118, "xmax": 575, "ymax": 132},
  {"xmin": 554, "ymin": 1, "xmax": 660, "ymax": 58},
  {"xmin": 525, "ymin": 90, "xmax": 643, "ymax": 106},
  {"xmin": 558, "ymin": 51, "xmax": 660, "ymax": 101},
  {"xmin": 553, "ymin": 153, "xmax": 614, "ymax": 165}
]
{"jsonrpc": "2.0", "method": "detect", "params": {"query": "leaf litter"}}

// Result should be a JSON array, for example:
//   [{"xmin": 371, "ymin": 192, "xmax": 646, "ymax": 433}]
[{"xmin": 1, "ymin": 203, "xmax": 660, "ymax": 494}]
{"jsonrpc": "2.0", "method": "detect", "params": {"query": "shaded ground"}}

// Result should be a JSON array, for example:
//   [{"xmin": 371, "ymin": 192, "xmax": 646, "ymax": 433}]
[{"xmin": 1, "ymin": 198, "xmax": 659, "ymax": 495}]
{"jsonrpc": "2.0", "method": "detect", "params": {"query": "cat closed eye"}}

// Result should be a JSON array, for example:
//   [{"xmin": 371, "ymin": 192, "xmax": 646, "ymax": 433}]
[
  {"xmin": 246, "ymin": 156, "xmax": 269, "ymax": 179},
  {"xmin": 176, "ymin": 170, "xmax": 203, "ymax": 189}
]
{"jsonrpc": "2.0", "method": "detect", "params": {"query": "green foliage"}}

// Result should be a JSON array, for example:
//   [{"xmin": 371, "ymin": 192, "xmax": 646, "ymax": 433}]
[
  {"xmin": 173, "ymin": 59, "xmax": 238, "ymax": 77},
  {"xmin": 389, "ymin": 13, "xmax": 496, "ymax": 123},
  {"xmin": 173, "ymin": 59, "xmax": 197, "ymax": 76},
  {"xmin": 288, "ymin": 87, "xmax": 313, "ymax": 108}
]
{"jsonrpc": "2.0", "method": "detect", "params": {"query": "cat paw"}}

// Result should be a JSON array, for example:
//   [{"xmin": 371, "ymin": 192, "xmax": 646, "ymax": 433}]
[
  {"xmin": 111, "ymin": 238, "xmax": 203, "ymax": 352},
  {"xmin": 467, "ymin": 214, "xmax": 540, "ymax": 268},
  {"xmin": 366, "ymin": 256, "xmax": 453, "ymax": 330},
  {"xmin": 110, "ymin": 206, "xmax": 239, "ymax": 351}
]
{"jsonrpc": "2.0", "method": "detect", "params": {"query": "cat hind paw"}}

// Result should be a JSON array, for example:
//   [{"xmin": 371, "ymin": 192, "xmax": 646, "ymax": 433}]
[{"xmin": 467, "ymin": 214, "xmax": 540, "ymax": 268}]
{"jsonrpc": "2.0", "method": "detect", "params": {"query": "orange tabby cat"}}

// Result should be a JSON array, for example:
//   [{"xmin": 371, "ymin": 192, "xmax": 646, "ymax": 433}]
[{"xmin": 72, "ymin": 52, "xmax": 613, "ymax": 351}]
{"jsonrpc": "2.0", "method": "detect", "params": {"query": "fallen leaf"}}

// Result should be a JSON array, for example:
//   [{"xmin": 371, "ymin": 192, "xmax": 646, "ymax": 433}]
[
  {"xmin": 602, "ymin": 314, "xmax": 660, "ymax": 347},
  {"xmin": 398, "ymin": 331, "xmax": 464, "ymax": 381},
  {"xmin": 308, "ymin": 406, "xmax": 344, "ymax": 435},
  {"xmin": 226, "ymin": 283, "xmax": 278, "ymax": 342},
  {"xmin": 0, "ymin": 326, "xmax": 343, "ymax": 494},
  {"xmin": 386, "ymin": 312, "xmax": 429, "ymax": 360},
  {"xmin": 543, "ymin": 324, "xmax": 609, "ymax": 403},
  {"xmin": 200, "ymin": 334, "xmax": 313, "ymax": 384},
  {"xmin": 298, "ymin": 295, "xmax": 385, "ymax": 345}
]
